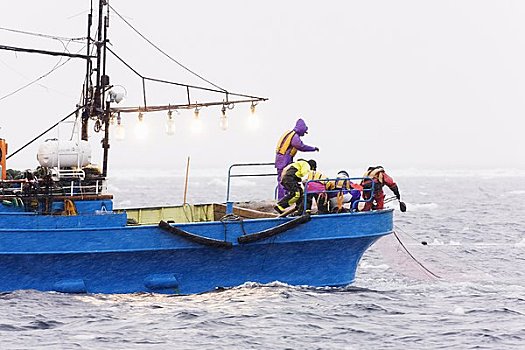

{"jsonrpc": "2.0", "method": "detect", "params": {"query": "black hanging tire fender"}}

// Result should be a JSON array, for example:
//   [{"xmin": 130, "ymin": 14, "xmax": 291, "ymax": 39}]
[
  {"xmin": 159, "ymin": 220, "xmax": 233, "ymax": 249},
  {"xmin": 238, "ymin": 214, "xmax": 311, "ymax": 244}
]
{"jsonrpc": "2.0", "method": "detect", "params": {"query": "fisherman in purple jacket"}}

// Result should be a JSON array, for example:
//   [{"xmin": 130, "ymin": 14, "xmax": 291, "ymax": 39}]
[{"xmin": 275, "ymin": 118, "xmax": 319, "ymax": 199}]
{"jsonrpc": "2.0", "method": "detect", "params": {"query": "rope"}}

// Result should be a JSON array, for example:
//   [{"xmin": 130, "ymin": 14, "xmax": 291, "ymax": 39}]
[
  {"xmin": 63, "ymin": 199, "xmax": 78, "ymax": 216},
  {"xmin": 181, "ymin": 203, "xmax": 194, "ymax": 223},
  {"xmin": 6, "ymin": 105, "xmax": 85, "ymax": 160},
  {"xmin": 383, "ymin": 196, "xmax": 397, "ymax": 204},
  {"xmin": 393, "ymin": 230, "xmax": 441, "ymax": 279},
  {"xmin": 220, "ymin": 213, "xmax": 248, "ymax": 236},
  {"xmin": 394, "ymin": 224, "xmax": 489, "ymax": 276}
]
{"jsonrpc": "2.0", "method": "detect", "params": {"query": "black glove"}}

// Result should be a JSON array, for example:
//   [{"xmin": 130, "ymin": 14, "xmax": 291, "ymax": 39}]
[{"xmin": 314, "ymin": 147, "xmax": 319, "ymax": 152}]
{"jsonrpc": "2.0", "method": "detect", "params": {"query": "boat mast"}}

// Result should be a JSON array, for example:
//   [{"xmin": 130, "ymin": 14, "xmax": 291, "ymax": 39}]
[
  {"xmin": 101, "ymin": 2, "xmax": 111, "ymax": 177},
  {"xmin": 81, "ymin": 0, "xmax": 111, "ymax": 177},
  {"xmin": 82, "ymin": 1, "xmax": 93, "ymax": 137},
  {"xmin": 78, "ymin": 0, "xmax": 268, "ymax": 178}
]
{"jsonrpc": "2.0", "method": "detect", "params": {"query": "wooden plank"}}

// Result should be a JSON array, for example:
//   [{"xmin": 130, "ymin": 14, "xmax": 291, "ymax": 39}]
[{"xmin": 213, "ymin": 203, "xmax": 278, "ymax": 220}]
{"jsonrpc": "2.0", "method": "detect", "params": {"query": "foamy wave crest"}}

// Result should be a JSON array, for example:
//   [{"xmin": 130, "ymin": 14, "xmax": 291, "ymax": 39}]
[
  {"xmin": 515, "ymin": 238, "xmax": 525, "ymax": 247},
  {"xmin": 206, "ymin": 178, "xmax": 227, "ymax": 187},
  {"xmin": 421, "ymin": 239, "xmax": 461, "ymax": 246},
  {"xmin": 508, "ymin": 190, "xmax": 525, "ymax": 195},
  {"xmin": 452, "ymin": 306, "xmax": 466, "ymax": 315},
  {"xmin": 359, "ymin": 261, "xmax": 390, "ymax": 270},
  {"xmin": 406, "ymin": 202, "xmax": 438, "ymax": 211},
  {"xmin": 429, "ymin": 238, "xmax": 444, "ymax": 245},
  {"xmin": 230, "ymin": 179, "xmax": 258, "ymax": 187},
  {"xmin": 392, "ymin": 168, "xmax": 525, "ymax": 178},
  {"xmin": 234, "ymin": 281, "xmax": 293, "ymax": 290}
]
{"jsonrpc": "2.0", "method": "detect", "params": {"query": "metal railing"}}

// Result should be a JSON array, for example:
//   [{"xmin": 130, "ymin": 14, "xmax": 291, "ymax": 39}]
[
  {"xmin": 302, "ymin": 176, "xmax": 377, "ymax": 214},
  {"xmin": 223, "ymin": 165, "xmax": 381, "ymax": 216},
  {"xmin": 0, "ymin": 178, "xmax": 106, "ymax": 197},
  {"xmin": 226, "ymin": 162, "xmax": 277, "ymax": 214}
]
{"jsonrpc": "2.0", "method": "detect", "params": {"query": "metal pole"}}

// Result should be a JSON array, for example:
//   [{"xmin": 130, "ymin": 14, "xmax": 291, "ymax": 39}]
[
  {"xmin": 83, "ymin": 5, "xmax": 92, "ymax": 123},
  {"xmin": 102, "ymin": 101, "xmax": 110, "ymax": 176},
  {"xmin": 183, "ymin": 157, "xmax": 190, "ymax": 204},
  {"xmin": 0, "ymin": 45, "xmax": 95, "ymax": 59},
  {"xmin": 101, "ymin": 5, "xmax": 110, "ymax": 177}
]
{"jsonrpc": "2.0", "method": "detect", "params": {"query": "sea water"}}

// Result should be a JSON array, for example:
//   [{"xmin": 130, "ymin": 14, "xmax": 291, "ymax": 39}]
[{"xmin": 0, "ymin": 170, "xmax": 524, "ymax": 349}]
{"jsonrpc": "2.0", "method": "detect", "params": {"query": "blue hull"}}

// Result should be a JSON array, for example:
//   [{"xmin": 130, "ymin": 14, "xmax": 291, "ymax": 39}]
[{"xmin": 0, "ymin": 209, "xmax": 393, "ymax": 294}]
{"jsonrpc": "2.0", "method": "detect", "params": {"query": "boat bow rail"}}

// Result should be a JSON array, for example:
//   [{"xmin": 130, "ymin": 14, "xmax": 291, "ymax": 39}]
[
  {"xmin": 303, "ymin": 176, "xmax": 378, "ymax": 213},
  {"xmin": 226, "ymin": 162, "xmax": 277, "ymax": 214}
]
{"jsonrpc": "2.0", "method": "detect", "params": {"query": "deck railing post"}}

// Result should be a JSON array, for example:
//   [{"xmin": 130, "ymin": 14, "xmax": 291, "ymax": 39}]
[
  {"xmin": 225, "ymin": 162, "xmax": 277, "ymax": 214},
  {"xmin": 226, "ymin": 201, "xmax": 233, "ymax": 214}
]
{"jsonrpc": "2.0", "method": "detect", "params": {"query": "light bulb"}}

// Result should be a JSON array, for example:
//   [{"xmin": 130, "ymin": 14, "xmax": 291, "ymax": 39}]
[
  {"xmin": 115, "ymin": 115, "xmax": 125, "ymax": 141},
  {"xmin": 219, "ymin": 106, "xmax": 228, "ymax": 131},
  {"xmin": 191, "ymin": 118, "xmax": 203, "ymax": 133},
  {"xmin": 247, "ymin": 103, "xmax": 260, "ymax": 130},
  {"xmin": 166, "ymin": 111, "xmax": 175, "ymax": 135},
  {"xmin": 194, "ymin": 107, "xmax": 200, "ymax": 120},
  {"xmin": 134, "ymin": 112, "xmax": 149, "ymax": 139}
]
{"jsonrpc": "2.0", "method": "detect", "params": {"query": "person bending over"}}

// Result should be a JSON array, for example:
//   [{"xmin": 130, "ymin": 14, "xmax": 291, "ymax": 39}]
[
  {"xmin": 274, "ymin": 159, "xmax": 315, "ymax": 215},
  {"xmin": 360, "ymin": 166, "xmax": 400, "ymax": 211}
]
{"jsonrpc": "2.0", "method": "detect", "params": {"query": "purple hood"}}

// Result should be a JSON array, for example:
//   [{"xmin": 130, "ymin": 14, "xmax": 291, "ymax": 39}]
[
  {"xmin": 275, "ymin": 118, "xmax": 316, "ymax": 170},
  {"xmin": 293, "ymin": 118, "xmax": 308, "ymax": 136}
]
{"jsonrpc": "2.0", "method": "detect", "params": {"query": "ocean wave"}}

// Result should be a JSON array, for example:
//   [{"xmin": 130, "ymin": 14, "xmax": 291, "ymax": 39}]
[
  {"xmin": 508, "ymin": 190, "xmax": 525, "ymax": 195},
  {"xmin": 405, "ymin": 202, "xmax": 438, "ymax": 211},
  {"xmin": 390, "ymin": 168, "xmax": 525, "ymax": 178},
  {"xmin": 359, "ymin": 261, "xmax": 390, "ymax": 270},
  {"xmin": 107, "ymin": 167, "xmax": 525, "ymax": 180},
  {"xmin": 515, "ymin": 238, "xmax": 525, "ymax": 247},
  {"xmin": 451, "ymin": 306, "xmax": 465, "ymax": 315}
]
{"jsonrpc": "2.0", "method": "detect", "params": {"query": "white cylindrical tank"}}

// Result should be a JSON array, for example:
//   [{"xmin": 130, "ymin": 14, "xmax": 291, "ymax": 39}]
[{"xmin": 37, "ymin": 139, "xmax": 92, "ymax": 168}]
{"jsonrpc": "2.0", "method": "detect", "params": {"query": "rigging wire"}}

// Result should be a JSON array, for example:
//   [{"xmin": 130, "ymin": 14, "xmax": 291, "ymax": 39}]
[
  {"xmin": 108, "ymin": 4, "xmax": 227, "ymax": 92},
  {"xmin": 0, "ymin": 26, "xmax": 87, "ymax": 43},
  {"xmin": 0, "ymin": 61, "xmax": 70, "ymax": 102},
  {"xmin": 0, "ymin": 57, "xmax": 48, "ymax": 91},
  {"xmin": 0, "ymin": 56, "xmax": 78, "ymax": 100},
  {"xmin": 66, "ymin": 9, "xmax": 90, "ymax": 20},
  {"xmin": 106, "ymin": 46, "xmax": 265, "ymax": 102},
  {"xmin": 6, "ymin": 105, "xmax": 85, "ymax": 160},
  {"xmin": 0, "ymin": 43, "xmax": 86, "ymax": 103}
]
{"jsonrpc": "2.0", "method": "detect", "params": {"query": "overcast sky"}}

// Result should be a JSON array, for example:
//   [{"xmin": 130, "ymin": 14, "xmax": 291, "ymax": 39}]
[{"xmin": 1, "ymin": 1, "xmax": 524, "ymax": 175}]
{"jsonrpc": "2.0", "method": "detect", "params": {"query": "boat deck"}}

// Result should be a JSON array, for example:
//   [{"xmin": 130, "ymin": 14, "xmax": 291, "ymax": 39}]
[{"xmin": 115, "ymin": 201, "xmax": 278, "ymax": 225}]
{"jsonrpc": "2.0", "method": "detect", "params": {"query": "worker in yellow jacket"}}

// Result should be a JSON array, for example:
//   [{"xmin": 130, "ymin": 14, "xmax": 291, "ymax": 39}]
[
  {"xmin": 304, "ymin": 160, "xmax": 330, "ymax": 214},
  {"xmin": 274, "ymin": 159, "xmax": 314, "ymax": 215}
]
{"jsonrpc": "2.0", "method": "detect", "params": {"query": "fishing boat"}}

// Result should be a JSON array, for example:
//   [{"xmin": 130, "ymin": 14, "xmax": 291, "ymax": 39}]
[{"xmin": 0, "ymin": 1, "xmax": 394, "ymax": 294}]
